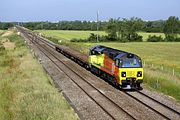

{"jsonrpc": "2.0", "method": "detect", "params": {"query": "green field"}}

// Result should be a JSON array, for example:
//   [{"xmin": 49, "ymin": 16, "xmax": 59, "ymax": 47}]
[
  {"xmin": 36, "ymin": 30, "xmax": 167, "ymax": 42},
  {"xmin": 37, "ymin": 30, "xmax": 180, "ymax": 101},
  {"xmin": 138, "ymin": 32, "xmax": 165, "ymax": 41},
  {"xmin": 36, "ymin": 30, "xmax": 106, "ymax": 41},
  {"xmin": 0, "ymin": 30, "xmax": 78, "ymax": 120}
]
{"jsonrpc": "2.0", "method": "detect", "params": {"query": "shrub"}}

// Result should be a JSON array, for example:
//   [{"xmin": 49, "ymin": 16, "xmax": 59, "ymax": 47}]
[
  {"xmin": 70, "ymin": 38, "xmax": 86, "ymax": 42},
  {"xmin": 70, "ymin": 33, "xmax": 109, "ymax": 42},
  {"xmin": 99, "ymin": 35, "xmax": 109, "ymax": 42},
  {"xmin": 87, "ymin": 33, "xmax": 97, "ymax": 42},
  {"xmin": 147, "ymin": 35, "xmax": 163, "ymax": 42},
  {"xmin": 106, "ymin": 33, "xmax": 117, "ymax": 41},
  {"xmin": 129, "ymin": 33, "xmax": 143, "ymax": 42},
  {"xmin": 174, "ymin": 37, "xmax": 180, "ymax": 42},
  {"xmin": 45, "ymin": 36, "xmax": 59, "ymax": 44},
  {"xmin": 164, "ymin": 34, "xmax": 180, "ymax": 42},
  {"xmin": 70, "ymin": 33, "xmax": 143, "ymax": 43}
]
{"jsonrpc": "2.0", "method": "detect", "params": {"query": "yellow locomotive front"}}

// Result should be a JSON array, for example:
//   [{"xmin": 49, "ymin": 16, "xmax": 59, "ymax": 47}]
[{"xmin": 116, "ymin": 54, "xmax": 143, "ymax": 89}]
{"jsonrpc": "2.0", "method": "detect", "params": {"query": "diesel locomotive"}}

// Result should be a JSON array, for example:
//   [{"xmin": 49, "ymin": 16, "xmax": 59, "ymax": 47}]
[
  {"xmin": 55, "ymin": 44, "xmax": 143, "ymax": 89},
  {"xmin": 89, "ymin": 45, "xmax": 143, "ymax": 89}
]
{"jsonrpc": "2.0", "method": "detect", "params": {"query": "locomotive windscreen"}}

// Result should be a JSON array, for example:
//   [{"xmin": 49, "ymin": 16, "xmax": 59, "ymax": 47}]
[{"xmin": 120, "ymin": 57, "xmax": 142, "ymax": 68}]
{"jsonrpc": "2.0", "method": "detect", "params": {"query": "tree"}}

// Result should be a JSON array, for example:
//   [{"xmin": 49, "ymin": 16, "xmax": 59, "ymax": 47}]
[
  {"xmin": 105, "ymin": 18, "xmax": 118, "ymax": 41},
  {"xmin": 125, "ymin": 17, "xmax": 144, "ymax": 41},
  {"xmin": 164, "ymin": 16, "xmax": 179, "ymax": 34},
  {"xmin": 105, "ymin": 17, "xmax": 144, "ymax": 42},
  {"xmin": 163, "ymin": 16, "xmax": 180, "ymax": 41},
  {"xmin": 0, "ymin": 22, "xmax": 14, "ymax": 30},
  {"xmin": 144, "ymin": 20, "xmax": 165, "ymax": 32},
  {"xmin": 116, "ymin": 17, "xmax": 143, "ymax": 42}
]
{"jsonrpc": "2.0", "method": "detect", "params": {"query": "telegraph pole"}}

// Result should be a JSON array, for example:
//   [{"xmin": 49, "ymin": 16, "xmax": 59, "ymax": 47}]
[{"xmin": 97, "ymin": 11, "xmax": 99, "ymax": 42}]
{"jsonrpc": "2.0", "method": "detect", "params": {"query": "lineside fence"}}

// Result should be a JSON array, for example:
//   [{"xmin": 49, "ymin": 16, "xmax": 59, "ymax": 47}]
[{"xmin": 143, "ymin": 61, "xmax": 180, "ymax": 78}]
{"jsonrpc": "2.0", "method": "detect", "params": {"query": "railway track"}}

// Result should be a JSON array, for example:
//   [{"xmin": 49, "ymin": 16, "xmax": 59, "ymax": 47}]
[
  {"xmin": 137, "ymin": 90, "xmax": 180, "ymax": 115},
  {"xmin": 19, "ymin": 27, "xmax": 136, "ymax": 120},
  {"xmin": 124, "ymin": 90, "xmax": 180, "ymax": 120},
  {"xmin": 17, "ymin": 26, "xmax": 180, "ymax": 120}
]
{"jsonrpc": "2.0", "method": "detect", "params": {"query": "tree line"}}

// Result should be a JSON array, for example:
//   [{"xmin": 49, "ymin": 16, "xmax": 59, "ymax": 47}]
[
  {"xmin": 0, "ymin": 21, "xmax": 105, "ymax": 31},
  {"xmin": 0, "ymin": 16, "xmax": 180, "ymax": 42},
  {"xmin": 103, "ymin": 16, "xmax": 180, "ymax": 42},
  {"xmin": 71, "ymin": 16, "xmax": 180, "ymax": 42}
]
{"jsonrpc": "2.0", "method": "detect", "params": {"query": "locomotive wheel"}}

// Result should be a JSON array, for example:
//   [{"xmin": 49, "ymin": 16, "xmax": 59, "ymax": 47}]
[
  {"xmin": 112, "ymin": 76, "xmax": 118, "ymax": 88},
  {"xmin": 98, "ymin": 69, "xmax": 101, "ymax": 76}
]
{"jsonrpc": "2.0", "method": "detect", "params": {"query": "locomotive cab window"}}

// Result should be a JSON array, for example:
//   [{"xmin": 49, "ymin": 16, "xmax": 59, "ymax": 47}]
[
  {"xmin": 90, "ymin": 50, "xmax": 101, "ymax": 55},
  {"xmin": 90, "ymin": 50, "xmax": 95, "ymax": 55},
  {"xmin": 90, "ymin": 50, "xmax": 97, "ymax": 55},
  {"xmin": 115, "ymin": 59, "xmax": 119, "ymax": 67},
  {"xmin": 115, "ymin": 59, "xmax": 122, "ymax": 67},
  {"xmin": 120, "ymin": 56, "xmax": 142, "ymax": 68}
]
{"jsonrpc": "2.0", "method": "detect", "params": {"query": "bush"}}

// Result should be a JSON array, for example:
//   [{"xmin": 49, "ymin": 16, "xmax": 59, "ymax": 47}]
[
  {"xmin": 70, "ymin": 32, "xmax": 143, "ymax": 43},
  {"xmin": 147, "ymin": 35, "xmax": 163, "ymax": 42},
  {"xmin": 175, "ymin": 37, "xmax": 180, "ymax": 42},
  {"xmin": 88, "ymin": 33, "xmax": 98, "ymax": 42},
  {"xmin": 164, "ymin": 34, "xmax": 180, "ymax": 42},
  {"xmin": 87, "ymin": 33, "xmax": 109, "ymax": 42},
  {"xmin": 70, "ymin": 33, "xmax": 109, "ymax": 42},
  {"xmin": 129, "ymin": 33, "xmax": 143, "ymax": 42},
  {"xmin": 70, "ymin": 38, "xmax": 86, "ymax": 42},
  {"xmin": 45, "ymin": 36, "xmax": 59, "ymax": 44},
  {"xmin": 99, "ymin": 35, "xmax": 110, "ymax": 42}
]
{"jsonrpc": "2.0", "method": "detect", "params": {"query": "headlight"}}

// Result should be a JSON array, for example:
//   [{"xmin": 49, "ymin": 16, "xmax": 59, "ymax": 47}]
[
  {"xmin": 137, "ymin": 71, "xmax": 142, "ymax": 77},
  {"xmin": 121, "ymin": 72, "xmax": 126, "ymax": 77}
]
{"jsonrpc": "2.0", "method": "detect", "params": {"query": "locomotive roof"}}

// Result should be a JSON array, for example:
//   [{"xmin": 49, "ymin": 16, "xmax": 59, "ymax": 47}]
[
  {"xmin": 90, "ymin": 45, "xmax": 140, "ymax": 59},
  {"xmin": 91, "ymin": 45, "xmax": 127, "ymax": 54}
]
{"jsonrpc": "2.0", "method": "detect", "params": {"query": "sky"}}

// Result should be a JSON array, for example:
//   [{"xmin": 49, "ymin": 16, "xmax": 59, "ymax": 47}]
[{"xmin": 0, "ymin": 0, "xmax": 180, "ymax": 22}]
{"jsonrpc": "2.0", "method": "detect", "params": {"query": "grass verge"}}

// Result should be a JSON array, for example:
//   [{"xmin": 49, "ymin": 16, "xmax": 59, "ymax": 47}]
[{"xmin": 0, "ymin": 30, "xmax": 79, "ymax": 120}]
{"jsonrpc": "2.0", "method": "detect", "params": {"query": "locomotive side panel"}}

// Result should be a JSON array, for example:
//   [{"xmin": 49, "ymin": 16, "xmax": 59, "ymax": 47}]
[{"xmin": 100, "ymin": 54, "xmax": 114, "ymax": 75}]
